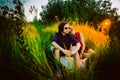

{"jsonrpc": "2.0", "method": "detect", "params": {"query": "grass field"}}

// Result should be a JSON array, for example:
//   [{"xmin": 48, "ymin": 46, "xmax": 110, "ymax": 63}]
[
  {"xmin": 0, "ymin": 22, "xmax": 113, "ymax": 80},
  {"xmin": 41, "ymin": 22, "xmax": 110, "ymax": 79}
]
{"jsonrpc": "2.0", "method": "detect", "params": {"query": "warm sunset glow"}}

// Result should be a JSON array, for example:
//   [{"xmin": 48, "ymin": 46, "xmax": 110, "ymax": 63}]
[
  {"xmin": 105, "ymin": 22, "xmax": 108, "ymax": 25},
  {"xmin": 98, "ymin": 19, "xmax": 112, "ymax": 34}
]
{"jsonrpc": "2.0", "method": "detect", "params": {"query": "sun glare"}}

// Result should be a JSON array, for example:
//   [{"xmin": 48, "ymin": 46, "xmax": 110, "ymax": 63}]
[{"xmin": 98, "ymin": 19, "xmax": 112, "ymax": 35}]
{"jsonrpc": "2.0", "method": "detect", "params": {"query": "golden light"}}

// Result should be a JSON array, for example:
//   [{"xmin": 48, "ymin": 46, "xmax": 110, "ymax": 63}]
[
  {"xmin": 99, "ymin": 19, "xmax": 112, "ymax": 34},
  {"xmin": 105, "ymin": 22, "xmax": 108, "ymax": 25},
  {"xmin": 103, "ymin": 19, "xmax": 111, "ymax": 26}
]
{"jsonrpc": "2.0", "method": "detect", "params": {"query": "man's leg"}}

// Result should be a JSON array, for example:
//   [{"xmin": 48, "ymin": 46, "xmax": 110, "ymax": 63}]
[
  {"xmin": 54, "ymin": 49, "xmax": 62, "ymax": 76},
  {"xmin": 54, "ymin": 49, "xmax": 60, "ymax": 61}
]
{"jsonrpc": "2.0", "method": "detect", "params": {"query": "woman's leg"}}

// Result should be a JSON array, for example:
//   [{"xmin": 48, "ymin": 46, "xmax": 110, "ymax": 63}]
[
  {"xmin": 88, "ymin": 48, "xmax": 95, "ymax": 53},
  {"xmin": 71, "ymin": 46, "xmax": 83, "ymax": 68}
]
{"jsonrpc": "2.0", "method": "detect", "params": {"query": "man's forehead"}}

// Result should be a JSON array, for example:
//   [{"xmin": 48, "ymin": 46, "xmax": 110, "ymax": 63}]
[{"xmin": 64, "ymin": 24, "xmax": 69, "ymax": 27}]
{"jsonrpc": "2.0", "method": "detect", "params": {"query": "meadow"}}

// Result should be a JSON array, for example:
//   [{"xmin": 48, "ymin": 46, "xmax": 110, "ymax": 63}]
[
  {"xmin": 27, "ymin": 22, "xmax": 110, "ymax": 79},
  {"xmin": 0, "ymin": 21, "xmax": 118, "ymax": 80},
  {"xmin": 0, "ymin": 0, "xmax": 119, "ymax": 79}
]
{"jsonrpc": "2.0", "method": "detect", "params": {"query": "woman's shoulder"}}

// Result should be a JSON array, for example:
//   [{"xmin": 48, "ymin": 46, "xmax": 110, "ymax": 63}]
[
  {"xmin": 75, "ymin": 32, "xmax": 80, "ymax": 36},
  {"xmin": 75, "ymin": 32, "xmax": 83, "ymax": 35}
]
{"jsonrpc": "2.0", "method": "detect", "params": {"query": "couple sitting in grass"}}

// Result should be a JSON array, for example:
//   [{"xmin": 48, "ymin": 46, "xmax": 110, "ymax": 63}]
[{"xmin": 52, "ymin": 22, "xmax": 94, "ymax": 70}]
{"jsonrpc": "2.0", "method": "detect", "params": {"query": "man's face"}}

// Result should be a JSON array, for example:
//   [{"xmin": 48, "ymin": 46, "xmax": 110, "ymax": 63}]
[{"xmin": 63, "ymin": 24, "xmax": 70, "ymax": 34}]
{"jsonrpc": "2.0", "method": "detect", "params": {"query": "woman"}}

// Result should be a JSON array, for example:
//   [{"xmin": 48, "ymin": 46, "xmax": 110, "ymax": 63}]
[{"xmin": 69, "ymin": 27, "xmax": 95, "ymax": 59}]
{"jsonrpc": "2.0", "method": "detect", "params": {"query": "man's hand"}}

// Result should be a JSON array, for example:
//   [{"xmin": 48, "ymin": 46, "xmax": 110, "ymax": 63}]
[{"xmin": 65, "ymin": 50, "xmax": 72, "ymax": 57}]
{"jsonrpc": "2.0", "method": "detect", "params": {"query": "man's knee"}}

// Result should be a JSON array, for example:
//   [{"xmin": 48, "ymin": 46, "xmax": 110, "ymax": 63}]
[
  {"xmin": 71, "ymin": 46, "xmax": 76, "ymax": 51},
  {"xmin": 54, "ymin": 49, "xmax": 60, "ymax": 60}
]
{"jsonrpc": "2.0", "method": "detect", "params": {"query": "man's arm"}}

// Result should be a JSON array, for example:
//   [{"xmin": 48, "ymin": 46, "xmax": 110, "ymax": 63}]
[{"xmin": 52, "ymin": 41, "xmax": 68, "ymax": 54}]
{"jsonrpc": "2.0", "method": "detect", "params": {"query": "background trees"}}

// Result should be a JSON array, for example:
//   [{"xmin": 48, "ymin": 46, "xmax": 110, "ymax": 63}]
[{"xmin": 40, "ymin": 0, "xmax": 119, "ymax": 28}]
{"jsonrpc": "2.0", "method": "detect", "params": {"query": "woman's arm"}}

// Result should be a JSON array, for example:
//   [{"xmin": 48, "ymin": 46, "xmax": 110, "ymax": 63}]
[{"xmin": 80, "ymin": 32, "xmax": 85, "ymax": 53}]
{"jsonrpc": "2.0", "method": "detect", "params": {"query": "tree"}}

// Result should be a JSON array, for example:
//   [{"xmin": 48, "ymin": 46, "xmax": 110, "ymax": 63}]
[
  {"xmin": 0, "ymin": 0, "xmax": 25, "ymax": 65},
  {"xmin": 40, "ymin": 0, "xmax": 64, "ymax": 24},
  {"xmin": 0, "ymin": 0, "xmax": 25, "ymax": 44},
  {"xmin": 40, "ymin": 0, "xmax": 118, "ymax": 27}
]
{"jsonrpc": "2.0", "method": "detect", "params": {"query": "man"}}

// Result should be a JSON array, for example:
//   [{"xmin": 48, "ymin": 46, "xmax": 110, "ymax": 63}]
[{"xmin": 52, "ymin": 22, "xmax": 82, "ymax": 68}]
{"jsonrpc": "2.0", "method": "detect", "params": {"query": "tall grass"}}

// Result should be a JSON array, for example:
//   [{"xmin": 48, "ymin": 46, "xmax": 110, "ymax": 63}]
[
  {"xmin": 20, "ymin": 24, "xmax": 56, "ymax": 80},
  {"xmin": 42, "ymin": 22, "xmax": 110, "ymax": 80},
  {"xmin": 0, "ymin": 23, "xmax": 54, "ymax": 80},
  {"xmin": 0, "ymin": 21, "xmax": 112, "ymax": 80}
]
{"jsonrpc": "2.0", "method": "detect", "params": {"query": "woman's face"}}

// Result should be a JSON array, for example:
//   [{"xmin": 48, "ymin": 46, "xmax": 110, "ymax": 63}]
[
  {"xmin": 69, "ymin": 27, "xmax": 74, "ymax": 35},
  {"xmin": 63, "ymin": 24, "xmax": 70, "ymax": 34}
]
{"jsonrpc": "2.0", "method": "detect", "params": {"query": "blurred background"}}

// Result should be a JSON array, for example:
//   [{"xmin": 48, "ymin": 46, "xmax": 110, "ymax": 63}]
[{"xmin": 0, "ymin": 0, "xmax": 120, "ymax": 80}]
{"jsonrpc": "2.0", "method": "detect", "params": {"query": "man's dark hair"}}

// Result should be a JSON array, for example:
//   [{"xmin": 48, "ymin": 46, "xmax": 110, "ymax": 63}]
[{"xmin": 58, "ymin": 22, "xmax": 67, "ymax": 33}]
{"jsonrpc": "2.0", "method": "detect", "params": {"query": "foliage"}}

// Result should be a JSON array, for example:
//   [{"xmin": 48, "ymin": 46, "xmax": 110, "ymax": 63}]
[
  {"xmin": 0, "ymin": 0, "xmax": 120, "ymax": 79},
  {"xmin": 0, "ymin": 0, "xmax": 25, "ymax": 66},
  {"xmin": 0, "ymin": 0, "xmax": 25, "ymax": 20},
  {"xmin": 88, "ymin": 20, "xmax": 120, "ymax": 80},
  {"xmin": 1, "ymin": 17, "xmax": 119, "ymax": 79},
  {"xmin": 40, "ymin": 0, "xmax": 118, "ymax": 28},
  {"xmin": 39, "ymin": 31, "xmax": 56, "ymax": 72},
  {"xmin": 0, "ymin": 23, "xmax": 54, "ymax": 80},
  {"xmin": 109, "ymin": 20, "xmax": 120, "ymax": 54}
]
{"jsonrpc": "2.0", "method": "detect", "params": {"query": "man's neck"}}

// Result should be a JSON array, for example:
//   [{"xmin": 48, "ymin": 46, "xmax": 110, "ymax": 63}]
[{"xmin": 61, "ymin": 32, "xmax": 66, "ymax": 36}]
